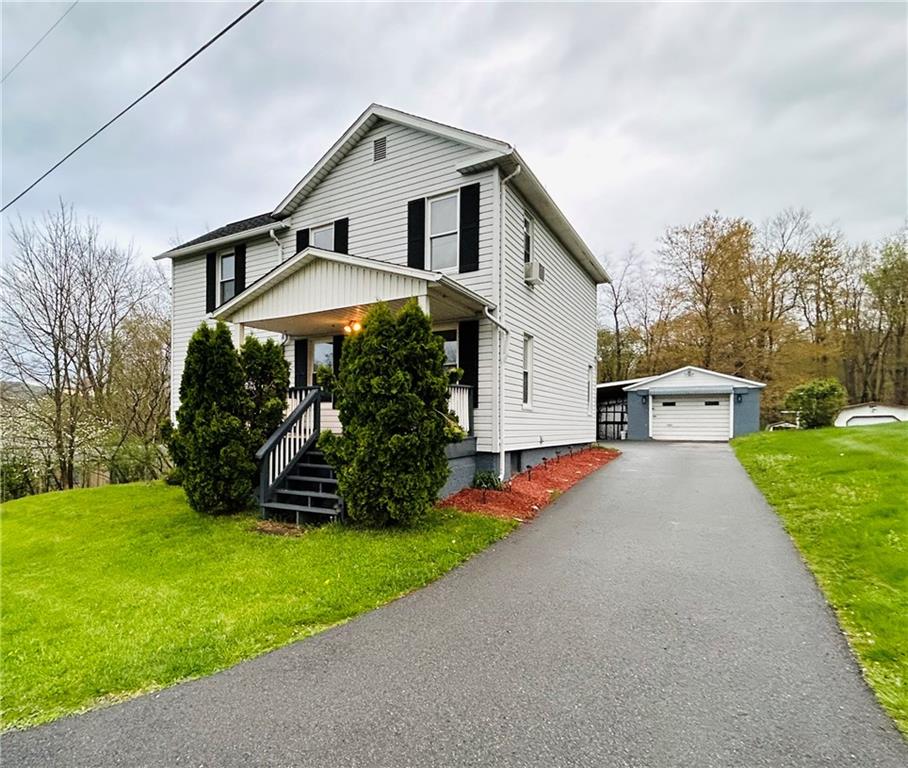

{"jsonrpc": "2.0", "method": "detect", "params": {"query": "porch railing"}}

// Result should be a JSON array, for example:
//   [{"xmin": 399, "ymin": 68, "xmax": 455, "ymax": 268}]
[
  {"xmin": 256, "ymin": 387, "xmax": 321, "ymax": 506},
  {"xmin": 448, "ymin": 384, "xmax": 473, "ymax": 435},
  {"xmin": 282, "ymin": 385, "xmax": 471, "ymax": 439}
]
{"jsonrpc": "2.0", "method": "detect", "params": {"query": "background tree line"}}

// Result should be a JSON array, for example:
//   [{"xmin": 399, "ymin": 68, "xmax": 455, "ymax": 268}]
[
  {"xmin": 1, "ymin": 202, "xmax": 171, "ymax": 499},
  {"xmin": 598, "ymin": 209, "xmax": 907, "ymax": 421}
]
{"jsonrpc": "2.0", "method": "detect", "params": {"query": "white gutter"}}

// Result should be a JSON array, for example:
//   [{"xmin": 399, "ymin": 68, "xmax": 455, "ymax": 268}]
[
  {"xmin": 154, "ymin": 221, "xmax": 290, "ymax": 261},
  {"xmin": 495, "ymin": 163, "xmax": 521, "ymax": 480}
]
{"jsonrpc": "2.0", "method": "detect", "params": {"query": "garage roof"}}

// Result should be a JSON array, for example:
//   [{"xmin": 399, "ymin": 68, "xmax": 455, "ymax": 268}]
[{"xmin": 623, "ymin": 366, "xmax": 765, "ymax": 392}]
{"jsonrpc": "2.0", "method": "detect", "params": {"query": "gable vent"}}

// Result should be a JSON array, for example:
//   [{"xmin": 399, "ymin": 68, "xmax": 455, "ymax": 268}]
[{"xmin": 373, "ymin": 136, "xmax": 387, "ymax": 162}]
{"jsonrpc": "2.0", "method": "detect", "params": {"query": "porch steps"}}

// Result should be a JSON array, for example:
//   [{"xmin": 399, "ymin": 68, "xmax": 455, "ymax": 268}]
[{"xmin": 261, "ymin": 450, "xmax": 343, "ymax": 524}]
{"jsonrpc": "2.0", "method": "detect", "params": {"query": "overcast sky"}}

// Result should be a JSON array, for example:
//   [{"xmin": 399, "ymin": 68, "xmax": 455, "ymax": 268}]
[{"xmin": 2, "ymin": 1, "xmax": 905, "ymax": 271}]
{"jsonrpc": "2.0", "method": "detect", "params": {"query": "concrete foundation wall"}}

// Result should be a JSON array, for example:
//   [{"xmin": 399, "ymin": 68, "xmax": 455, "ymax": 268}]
[{"xmin": 440, "ymin": 438, "xmax": 596, "ymax": 498}]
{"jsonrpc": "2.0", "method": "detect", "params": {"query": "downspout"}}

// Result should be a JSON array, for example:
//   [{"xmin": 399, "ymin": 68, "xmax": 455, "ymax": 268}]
[
  {"xmin": 495, "ymin": 163, "xmax": 522, "ymax": 480},
  {"xmin": 269, "ymin": 228, "xmax": 284, "ymax": 261}
]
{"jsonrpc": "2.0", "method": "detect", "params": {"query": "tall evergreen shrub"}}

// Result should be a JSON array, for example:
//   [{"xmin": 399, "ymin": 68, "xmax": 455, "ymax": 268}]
[
  {"xmin": 319, "ymin": 300, "xmax": 451, "ymax": 526},
  {"xmin": 166, "ymin": 322, "xmax": 255, "ymax": 514},
  {"xmin": 240, "ymin": 336, "xmax": 290, "ymax": 448}
]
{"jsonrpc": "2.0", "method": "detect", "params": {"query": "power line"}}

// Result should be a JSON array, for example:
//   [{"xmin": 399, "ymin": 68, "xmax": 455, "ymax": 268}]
[
  {"xmin": 1, "ymin": 0, "xmax": 265, "ymax": 213},
  {"xmin": 1, "ymin": 1, "xmax": 80, "ymax": 85}
]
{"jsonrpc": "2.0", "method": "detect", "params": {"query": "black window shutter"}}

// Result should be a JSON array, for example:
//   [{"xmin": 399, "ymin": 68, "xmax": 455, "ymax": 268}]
[
  {"xmin": 296, "ymin": 228, "xmax": 309, "ymax": 254},
  {"xmin": 458, "ymin": 183, "xmax": 480, "ymax": 273},
  {"xmin": 332, "ymin": 335, "xmax": 344, "ymax": 377},
  {"xmin": 458, "ymin": 319, "xmax": 479, "ymax": 406},
  {"xmin": 205, "ymin": 252, "xmax": 217, "ymax": 312},
  {"xmin": 294, "ymin": 339, "xmax": 309, "ymax": 388},
  {"xmin": 407, "ymin": 199, "xmax": 426, "ymax": 269},
  {"xmin": 334, "ymin": 218, "xmax": 349, "ymax": 254},
  {"xmin": 234, "ymin": 243, "xmax": 246, "ymax": 294}
]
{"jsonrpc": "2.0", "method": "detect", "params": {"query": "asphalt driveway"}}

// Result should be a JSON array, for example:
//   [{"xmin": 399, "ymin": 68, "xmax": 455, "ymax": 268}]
[{"xmin": 4, "ymin": 443, "xmax": 906, "ymax": 767}]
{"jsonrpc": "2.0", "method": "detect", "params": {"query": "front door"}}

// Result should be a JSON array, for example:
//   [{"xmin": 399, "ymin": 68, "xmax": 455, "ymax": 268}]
[{"xmin": 310, "ymin": 338, "xmax": 334, "ymax": 386}]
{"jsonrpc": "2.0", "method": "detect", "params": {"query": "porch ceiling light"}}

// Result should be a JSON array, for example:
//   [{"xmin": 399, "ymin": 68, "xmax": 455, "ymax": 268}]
[
  {"xmin": 343, "ymin": 320, "xmax": 363, "ymax": 335},
  {"xmin": 343, "ymin": 324, "xmax": 352, "ymax": 334},
  {"xmin": 352, "ymin": 321, "xmax": 362, "ymax": 333}
]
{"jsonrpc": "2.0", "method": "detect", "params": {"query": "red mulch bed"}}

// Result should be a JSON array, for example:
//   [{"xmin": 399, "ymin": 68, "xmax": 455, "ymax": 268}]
[{"xmin": 441, "ymin": 446, "xmax": 619, "ymax": 521}]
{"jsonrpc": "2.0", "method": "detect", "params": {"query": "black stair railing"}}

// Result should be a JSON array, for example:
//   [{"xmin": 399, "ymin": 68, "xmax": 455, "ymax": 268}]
[{"xmin": 256, "ymin": 387, "xmax": 321, "ymax": 509}]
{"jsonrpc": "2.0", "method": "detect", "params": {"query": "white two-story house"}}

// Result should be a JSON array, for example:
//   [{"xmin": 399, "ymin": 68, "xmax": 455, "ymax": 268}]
[{"xmin": 157, "ymin": 105, "xmax": 609, "ymax": 514}]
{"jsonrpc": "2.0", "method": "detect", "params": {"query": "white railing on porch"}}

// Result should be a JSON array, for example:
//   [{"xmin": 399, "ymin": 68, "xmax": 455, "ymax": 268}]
[
  {"xmin": 448, "ymin": 384, "xmax": 473, "ymax": 434},
  {"xmin": 285, "ymin": 385, "xmax": 472, "ymax": 436}
]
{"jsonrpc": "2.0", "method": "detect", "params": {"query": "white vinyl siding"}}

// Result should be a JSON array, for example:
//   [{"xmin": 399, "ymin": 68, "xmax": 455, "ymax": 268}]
[
  {"xmin": 650, "ymin": 395, "xmax": 731, "ymax": 441},
  {"xmin": 169, "ymin": 236, "xmax": 285, "ymax": 420},
  {"xmin": 228, "ymin": 258, "xmax": 426, "ymax": 326},
  {"xmin": 278, "ymin": 121, "xmax": 496, "ymax": 450},
  {"xmin": 501, "ymin": 184, "xmax": 597, "ymax": 450}
]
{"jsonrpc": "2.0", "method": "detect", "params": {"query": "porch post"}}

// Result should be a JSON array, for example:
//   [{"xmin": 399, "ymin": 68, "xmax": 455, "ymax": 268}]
[
  {"xmin": 237, "ymin": 322, "xmax": 246, "ymax": 345},
  {"xmin": 417, "ymin": 291, "xmax": 430, "ymax": 315}
]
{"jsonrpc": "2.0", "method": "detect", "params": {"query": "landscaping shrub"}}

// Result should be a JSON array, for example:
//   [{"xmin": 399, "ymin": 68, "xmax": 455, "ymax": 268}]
[
  {"xmin": 165, "ymin": 322, "xmax": 255, "ymax": 514},
  {"xmin": 319, "ymin": 300, "xmax": 451, "ymax": 526},
  {"xmin": 784, "ymin": 378, "xmax": 848, "ymax": 428},
  {"xmin": 472, "ymin": 471, "xmax": 502, "ymax": 491},
  {"xmin": 239, "ymin": 336, "xmax": 290, "ymax": 447}
]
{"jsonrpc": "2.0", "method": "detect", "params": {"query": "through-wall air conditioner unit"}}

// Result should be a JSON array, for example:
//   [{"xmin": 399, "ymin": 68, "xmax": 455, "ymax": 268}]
[{"xmin": 524, "ymin": 260, "xmax": 545, "ymax": 286}]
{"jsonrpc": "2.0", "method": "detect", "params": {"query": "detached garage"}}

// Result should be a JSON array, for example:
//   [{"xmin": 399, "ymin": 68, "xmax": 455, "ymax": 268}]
[{"xmin": 622, "ymin": 366, "xmax": 764, "ymax": 442}]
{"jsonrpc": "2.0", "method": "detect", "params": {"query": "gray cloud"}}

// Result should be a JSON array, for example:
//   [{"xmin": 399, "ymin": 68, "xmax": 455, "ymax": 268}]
[{"xmin": 2, "ymin": 1, "xmax": 905, "ymax": 266}]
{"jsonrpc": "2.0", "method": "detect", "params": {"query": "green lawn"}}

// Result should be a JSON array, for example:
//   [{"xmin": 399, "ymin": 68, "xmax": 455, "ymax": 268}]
[
  {"xmin": 0, "ymin": 483, "xmax": 515, "ymax": 730},
  {"xmin": 733, "ymin": 422, "xmax": 908, "ymax": 734}
]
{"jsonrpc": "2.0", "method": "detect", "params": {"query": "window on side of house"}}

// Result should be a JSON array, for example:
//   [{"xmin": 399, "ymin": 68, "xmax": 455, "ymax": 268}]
[
  {"xmin": 433, "ymin": 328, "xmax": 458, "ymax": 369},
  {"xmin": 522, "ymin": 334, "xmax": 533, "ymax": 407},
  {"xmin": 220, "ymin": 252, "xmax": 235, "ymax": 303},
  {"xmin": 312, "ymin": 224, "xmax": 334, "ymax": 251},
  {"xmin": 523, "ymin": 216, "xmax": 533, "ymax": 263},
  {"xmin": 587, "ymin": 365, "xmax": 594, "ymax": 415},
  {"xmin": 427, "ymin": 192, "xmax": 458, "ymax": 271}
]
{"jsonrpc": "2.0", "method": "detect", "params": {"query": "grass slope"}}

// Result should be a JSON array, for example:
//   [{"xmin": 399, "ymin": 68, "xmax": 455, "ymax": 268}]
[
  {"xmin": 1, "ymin": 483, "xmax": 514, "ymax": 730},
  {"xmin": 734, "ymin": 423, "xmax": 908, "ymax": 734}
]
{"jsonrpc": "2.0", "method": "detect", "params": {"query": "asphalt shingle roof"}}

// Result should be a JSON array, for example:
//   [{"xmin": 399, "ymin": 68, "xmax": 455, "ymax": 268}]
[{"xmin": 171, "ymin": 213, "xmax": 280, "ymax": 251}]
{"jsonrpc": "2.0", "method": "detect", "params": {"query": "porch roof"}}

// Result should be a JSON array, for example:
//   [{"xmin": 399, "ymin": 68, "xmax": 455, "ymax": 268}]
[{"xmin": 211, "ymin": 247, "xmax": 494, "ymax": 335}]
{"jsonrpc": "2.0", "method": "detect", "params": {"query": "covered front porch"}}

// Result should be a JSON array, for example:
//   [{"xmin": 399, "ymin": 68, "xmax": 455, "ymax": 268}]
[{"xmin": 211, "ymin": 247, "xmax": 492, "ymax": 436}]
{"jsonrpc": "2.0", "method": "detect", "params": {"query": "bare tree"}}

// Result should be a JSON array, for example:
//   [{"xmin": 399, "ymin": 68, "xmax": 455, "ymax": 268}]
[
  {"xmin": 748, "ymin": 208, "xmax": 811, "ymax": 383},
  {"xmin": 598, "ymin": 247, "xmax": 641, "ymax": 381},
  {"xmin": 1, "ymin": 201, "xmax": 161, "ymax": 488}
]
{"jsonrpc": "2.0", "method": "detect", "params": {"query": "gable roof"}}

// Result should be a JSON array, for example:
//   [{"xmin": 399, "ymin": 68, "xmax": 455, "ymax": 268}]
[
  {"xmin": 272, "ymin": 104, "xmax": 512, "ymax": 216},
  {"xmin": 210, "ymin": 246, "xmax": 494, "ymax": 322},
  {"xmin": 623, "ymin": 366, "xmax": 765, "ymax": 391},
  {"xmin": 156, "ymin": 104, "xmax": 609, "ymax": 283}
]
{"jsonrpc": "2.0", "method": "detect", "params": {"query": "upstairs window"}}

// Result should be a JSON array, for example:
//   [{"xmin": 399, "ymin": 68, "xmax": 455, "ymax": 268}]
[
  {"xmin": 427, "ymin": 192, "xmax": 458, "ymax": 271},
  {"xmin": 312, "ymin": 224, "xmax": 334, "ymax": 251},
  {"xmin": 523, "ymin": 216, "xmax": 533, "ymax": 263},
  {"xmin": 522, "ymin": 334, "xmax": 533, "ymax": 407},
  {"xmin": 219, "ymin": 253, "xmax": 235, "ymax": 303}
]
